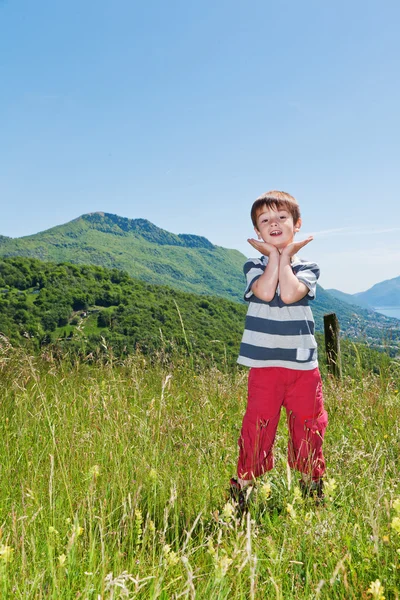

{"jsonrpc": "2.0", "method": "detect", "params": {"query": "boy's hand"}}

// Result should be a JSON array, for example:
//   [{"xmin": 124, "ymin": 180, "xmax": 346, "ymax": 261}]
[
  {"xmin": 281, "ymin": 236, "xmax": 314, "ymax": 258},
  {"xmin": 247, "ymin": 238, "xmax": 280, "ymax": 257}
]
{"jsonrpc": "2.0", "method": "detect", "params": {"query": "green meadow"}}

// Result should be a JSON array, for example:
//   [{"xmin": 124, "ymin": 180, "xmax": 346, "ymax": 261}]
[{"xmin": 0, "ymin": 338, "xmax": 400, "ymax": 599}]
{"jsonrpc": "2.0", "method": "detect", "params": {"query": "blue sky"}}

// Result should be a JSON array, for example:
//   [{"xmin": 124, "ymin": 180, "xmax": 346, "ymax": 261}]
[{"xmin": 1, "ymin": 0, "xmax": 400, "ymax": 294}]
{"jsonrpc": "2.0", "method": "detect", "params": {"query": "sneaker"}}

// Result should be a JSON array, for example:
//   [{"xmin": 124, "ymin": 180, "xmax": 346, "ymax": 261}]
[
  {"xmin": 229, "ymin": 478, "xmax": 248, "ymax": 514},
  {"xmin": 299, "ymin": 478, "xmax": 324, "ymax": 503}
]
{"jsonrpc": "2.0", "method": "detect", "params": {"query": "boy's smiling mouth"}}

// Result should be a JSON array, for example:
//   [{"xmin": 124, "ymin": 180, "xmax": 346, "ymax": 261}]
[{"xmin": 270, "ymin": 230, "xmax": 282, "ymax": 236}]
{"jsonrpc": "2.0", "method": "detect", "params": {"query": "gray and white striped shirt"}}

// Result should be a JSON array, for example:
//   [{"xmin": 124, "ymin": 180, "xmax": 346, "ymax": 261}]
[{"xmin": 237, "ymin": 255, "xmax": 319, "ymax": 370}]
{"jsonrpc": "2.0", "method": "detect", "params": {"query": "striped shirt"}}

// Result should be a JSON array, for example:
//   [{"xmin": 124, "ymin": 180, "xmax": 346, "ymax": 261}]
[{"xmin": 237, "ymin": 255, "xmax": 320, "ymax": 370}]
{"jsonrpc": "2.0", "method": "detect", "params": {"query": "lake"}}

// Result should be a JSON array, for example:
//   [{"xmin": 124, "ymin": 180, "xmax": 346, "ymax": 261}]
[{"xmin": 374, "ymin": 307, "xmax": 400, "ymax": 321}]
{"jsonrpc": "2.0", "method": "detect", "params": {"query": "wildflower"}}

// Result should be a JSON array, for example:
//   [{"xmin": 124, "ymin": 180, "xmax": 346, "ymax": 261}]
[
  {"xmin": 0, "ymin": 545, "xmax": 14, "ymax": 563},
  {"xmin": 48, "ymin": 526, "xmax": 59, "ymax": 535},
  {"xmin": 393, "ymin": 499, "xmax": 400, "ymax": 515},
  {"xmin": 292, "ymin": 485, "xmax": 304, "ymax": 505},
  {"xmin": 382, "ymin": 535, "xmax": 389, "ymax": 544},
  {"xmin": 149, "ymin": 468, "xmax": 157, "ymax": 483},
  {"xmin": 221, "ymin": 502, "xmax": 235, "ymax": 522},
  {"xmin": 90, "ymin": 465, "xmax": 101, "ymax": 479},
  {"xmin": 74, "ymin": 525, "xmax": 84, "ymax": 537},
  {"xmin": 324, "ymin": 477, "xmax": 337, "ymax": 500},
  {"xmin": 391, "ymin": 517, "xmax": 400, "ymax": 535},
  {"xmin": 58, "ymin": 554, "xmax": 67, "ymax": 567},
  {"xmin": 214, "ymin": 551, "xmax": 232, "ymax": 581},
  {"xmin": 207, "ymin": 538, "xmax": 216, "ymax": 556},
  {"xmin": 366, "ymin": 579, "xmax": 385, "ymax": 599},
  {"xmin": 259, "ymin": 481, "xmax": 272, "ymax": 501},
  {"xmin": 304, "ymin": 511, "xmax": 314, "ymax": 523},
  {"xmin": 162, "ymin": 544, "xmax": 179, "ymax": 567},
  {"xmin": 148, "ymin": 519, "xmax": 156, "ymax": 534},
  {"xmin": 134, "ymin": 509, "xmax": 143, "ymax": 546},
  {"xmin": 286, "ymin": 503, "xmax": 297, "ymax": 520}
]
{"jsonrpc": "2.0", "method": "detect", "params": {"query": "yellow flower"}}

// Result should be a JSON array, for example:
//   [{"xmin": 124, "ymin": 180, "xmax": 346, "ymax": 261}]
[
  {"xmin": 324, "ymin": 477, "xmax": 337, "ymax": 499},
  {"xmin": 0, "ymin": 545, "xmax": 14, "ymax": 563},
  {"xmin": 134, "ymin": 509, "xmax": 143, "ymax": 546},
  {"xmin": 286, "ymin": 503, "xmax": 297, "ymax": 520},
  {"xmin": 90, "ymin": 465, "xmax": 100, "ymax": 479},
  {"xmin": 367, "ymin": 579, "xmax": 385, "ymax": 599},
  {"xmin": 259, "ymin": 481, "xmax": 272, "ymax": 501},
  {"xmin": 162, "ymin": 544, "xmax": 179, "ymax": 567},
  {"xmin": 382, "ymin": 535, "xmax": 389, "ymax": 544},
  {"xmin": 214, "ymin": 552, "xmax": 232, "ymax": 580},
  {"xmin": 391, "ymin": 517, "xmax": 400, "ymax": 535},
  {"xmin": 393, "ymin": 499, "xmax": 400, "ymax": 515},
  {"xmin": 48, "ymin": 526, "xmax": 59, "ymax": 535},
  {"xmin": 221, "ymin": 502, "xmax": 235, "ymax": 522},
  {"xmin": 292, "ymin": 485, "xmax": 304, "ymax": 505},
  {"xmin": 207, "ymin": 538, "xmax": 216, "ymax": 556},
  {"xmin": 58, "ymin": 554, "xmax": 67, "ymax": 567},
  {"xmin": 75, "ymin": 525, "xmax": 84, "ymax": 537}
]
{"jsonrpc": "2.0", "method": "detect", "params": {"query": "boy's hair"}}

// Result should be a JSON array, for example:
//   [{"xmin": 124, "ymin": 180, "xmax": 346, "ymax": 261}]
[{"xmin": 251, "ymin": 190, "xmax": 301, "ymax": 227}]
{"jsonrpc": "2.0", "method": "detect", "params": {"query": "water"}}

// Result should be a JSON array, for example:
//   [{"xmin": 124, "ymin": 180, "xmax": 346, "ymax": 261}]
[{"xmin": 374, "ymin": 307, "xmax": 400, "ymax": 321}]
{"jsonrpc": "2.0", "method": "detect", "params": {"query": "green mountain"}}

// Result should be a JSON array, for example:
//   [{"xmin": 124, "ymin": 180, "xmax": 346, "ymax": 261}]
[
  {"xmin": 0, "ymin": 213, "xmax": 245, "ymax": 302},
  {"xmin": 1, "ymin": 213, "xmax": 400, "ymax": 348}
]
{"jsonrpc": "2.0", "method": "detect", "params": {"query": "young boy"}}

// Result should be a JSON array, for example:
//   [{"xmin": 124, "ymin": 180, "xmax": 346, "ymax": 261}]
[{"xmin": 231, "ymin": 190, "xmax": 328, "ymax": 508}]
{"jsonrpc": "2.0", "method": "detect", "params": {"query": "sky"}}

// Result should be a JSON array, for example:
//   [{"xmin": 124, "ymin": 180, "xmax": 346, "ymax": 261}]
[{"xmin": 1, "ymin": 0, "xmax": 400, "ymax": 294}]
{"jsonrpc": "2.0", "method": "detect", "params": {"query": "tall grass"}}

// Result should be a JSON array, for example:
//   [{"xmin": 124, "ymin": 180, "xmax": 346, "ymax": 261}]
[{"xmin": 0, "ymin": 338, "xmax": 399, "ymax": 599}]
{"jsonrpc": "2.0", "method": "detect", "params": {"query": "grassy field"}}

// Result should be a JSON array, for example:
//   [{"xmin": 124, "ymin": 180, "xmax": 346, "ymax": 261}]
[{"xmin": 0, "ymin": 338, "xmax": 400, "ymax": 599}]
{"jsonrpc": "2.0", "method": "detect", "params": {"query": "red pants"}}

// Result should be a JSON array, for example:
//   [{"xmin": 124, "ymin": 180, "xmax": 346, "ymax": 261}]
[{"xmin": 237, "ymin": 367, "xmax": 327, "ymax": 481}]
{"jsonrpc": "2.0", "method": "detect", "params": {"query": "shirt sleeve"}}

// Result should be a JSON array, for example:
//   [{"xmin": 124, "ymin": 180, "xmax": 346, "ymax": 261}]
[
  {"xmin": 243, "ymin": 258, "xmax": 265, "ymax": 301},
  {"xmin": 292, "ymin": 261, "xmax": 320, "ymax": 299}
]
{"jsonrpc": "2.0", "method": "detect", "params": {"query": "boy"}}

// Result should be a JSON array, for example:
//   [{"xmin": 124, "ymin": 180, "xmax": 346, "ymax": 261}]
[{"xmin": 231, "ymin": 190, "xmax": 328, "ymax": 509}]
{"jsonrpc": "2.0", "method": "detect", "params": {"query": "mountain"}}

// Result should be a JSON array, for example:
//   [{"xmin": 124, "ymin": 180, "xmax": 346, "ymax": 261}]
[
  {"xmin": 354, "ymin": 275, "xmax": 400, "ymax": 307},
  {"xmin": 0, "ymin": 213, "xmax": 246, "ymax": 302},
  {"xmin": 325, "ymin": 288, "xmax": 373, "ymax": 309},
  {"xmin": 1, "ymin": 213, "xmax": 400, "ymax": 348},
  {"xmin": 327, "ymin": 275, "xmax": 400, "ymax": 309}
]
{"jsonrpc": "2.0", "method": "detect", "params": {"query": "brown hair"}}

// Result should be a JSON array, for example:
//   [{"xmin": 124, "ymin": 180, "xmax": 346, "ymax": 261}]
[{"xmin": 251, "ymin": 190, "xmax": 301, "ymax": 227}]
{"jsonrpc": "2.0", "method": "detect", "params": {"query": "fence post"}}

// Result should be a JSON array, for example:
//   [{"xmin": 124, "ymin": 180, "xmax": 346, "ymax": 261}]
[{"xmin": 323, "ymin": 313, "xmax": 342, "ymax": 379}]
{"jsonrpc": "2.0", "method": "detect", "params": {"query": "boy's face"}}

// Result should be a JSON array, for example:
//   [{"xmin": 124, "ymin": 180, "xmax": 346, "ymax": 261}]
[{"xmin": 254, "ymin": 205, "xmax": 301, "ymax": 251}]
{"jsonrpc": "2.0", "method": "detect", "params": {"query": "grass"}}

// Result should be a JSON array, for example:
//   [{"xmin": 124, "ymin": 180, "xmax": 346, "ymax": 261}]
[{"xmin": 0, "ymin": 338, "xmax": 400, "ymax": 599}]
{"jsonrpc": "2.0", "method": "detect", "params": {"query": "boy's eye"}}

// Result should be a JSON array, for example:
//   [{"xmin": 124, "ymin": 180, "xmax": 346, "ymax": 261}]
[{"xmin": 279, "ymin": 215, "xmax": 286, "ymax": 220}]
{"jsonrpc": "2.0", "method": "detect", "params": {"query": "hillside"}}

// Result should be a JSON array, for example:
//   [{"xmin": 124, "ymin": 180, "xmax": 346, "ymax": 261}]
[
  {"xmin": 1, "ymin": 257, "xmax": 400, "ymax": 364},
  {"xmin": 1, "ymin": 214, "xmax": 400, "ymax": 346},
  {"xmin": 0, "ymin": 256, "xmax": 246, "ymax": 366},
  {"xmin": 0, "ymin": 213, "xmax": 245, "ymax": 302}
]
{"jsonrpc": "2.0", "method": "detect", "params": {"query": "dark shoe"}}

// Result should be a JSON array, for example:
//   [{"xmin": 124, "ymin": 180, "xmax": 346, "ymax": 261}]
[
  {"xmin": 299, "ymin": 478, "xmax": 324, "ymax": 503},
  {"xmin": 229, "ymin": 477, "xmax": 248, "ymax": 514}
]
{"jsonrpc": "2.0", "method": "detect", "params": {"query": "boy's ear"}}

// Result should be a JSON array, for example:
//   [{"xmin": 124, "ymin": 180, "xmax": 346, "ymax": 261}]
[
  {"xmin": 254, "ymin": 226, "xmax": 261, "ymax": 239},
  {"xmin": 294, "ymin": 218, "xmax": 302, "ymax": 232}
]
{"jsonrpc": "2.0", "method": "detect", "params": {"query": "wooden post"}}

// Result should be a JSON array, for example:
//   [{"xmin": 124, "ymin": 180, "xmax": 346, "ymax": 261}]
[{"xmin": 324, "ymin": 313, "xmax": 342, "ymax": 379}]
